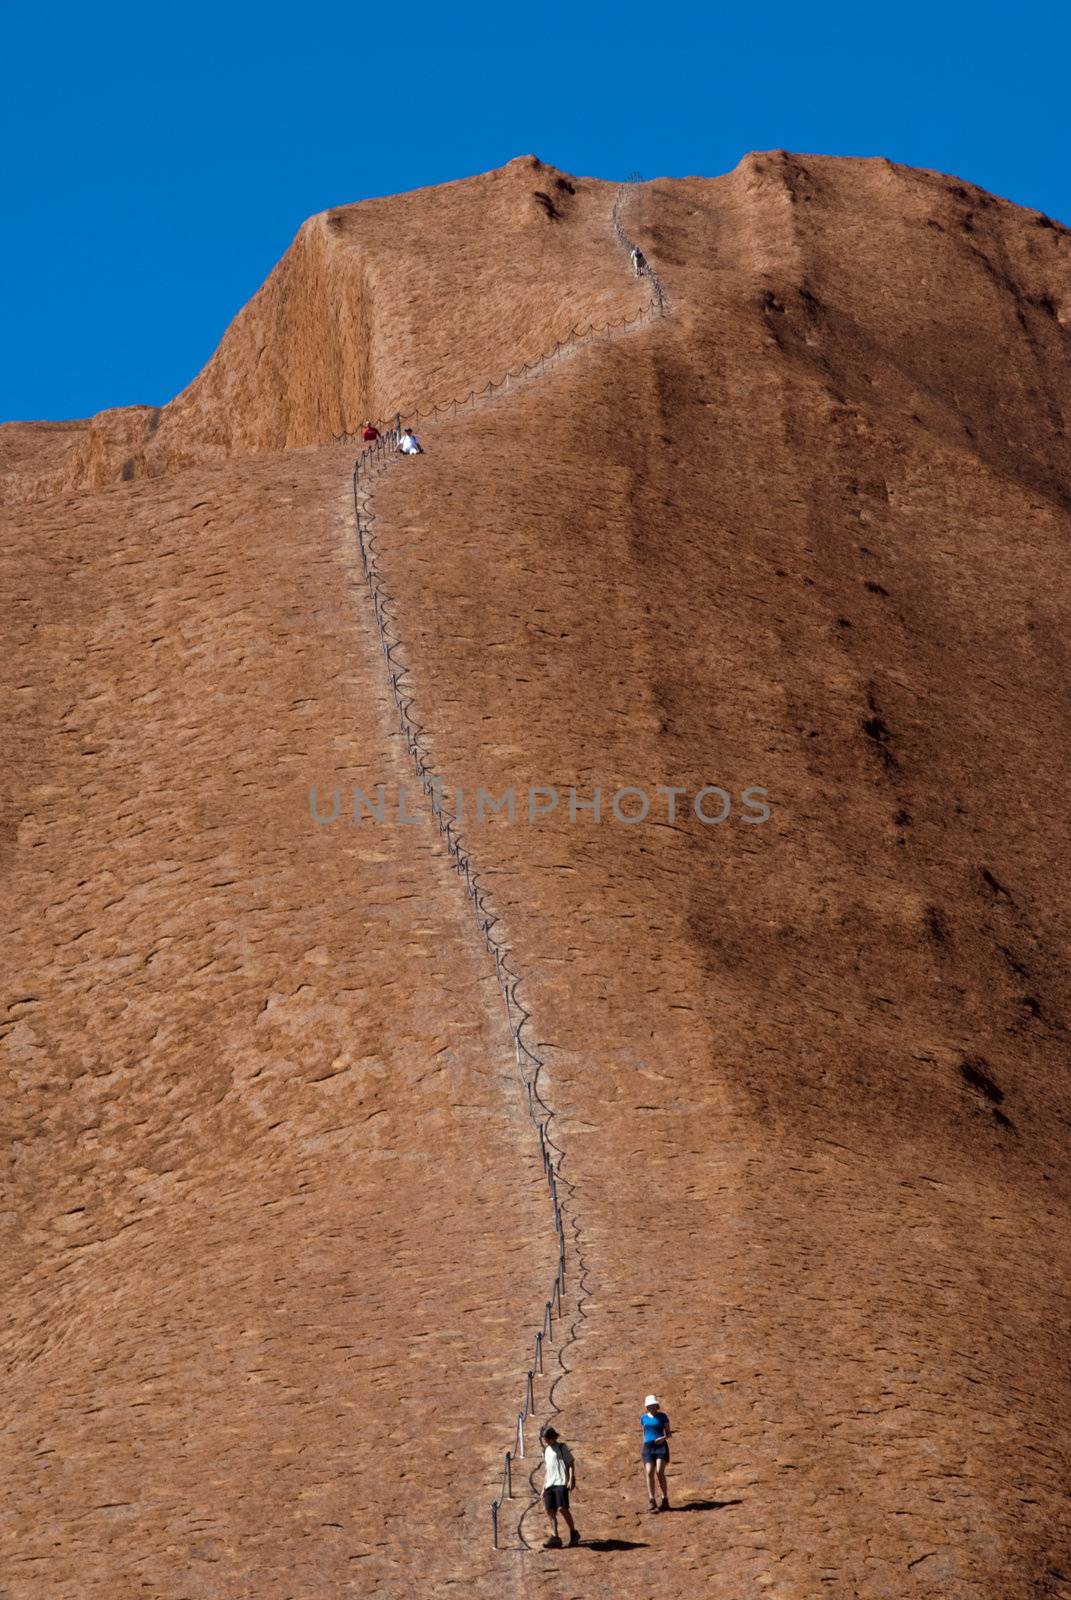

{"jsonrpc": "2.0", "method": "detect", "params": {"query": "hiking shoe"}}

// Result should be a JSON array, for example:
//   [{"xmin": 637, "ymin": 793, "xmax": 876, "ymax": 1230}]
[
  {"xmin": 568, "ymin": 1529, "xmax": 581, "ymax": 1546},
  {"xmin": 648, "ymin": 1498, "xmax": 660, "ymax": 1512},
  {"xmin": 543, "ymin": 1535, "xmax": 563, "ymax": 1548},
  {"xmin": 660, "ymin": 1496, "xmax": 671, "ymax": 1511}
]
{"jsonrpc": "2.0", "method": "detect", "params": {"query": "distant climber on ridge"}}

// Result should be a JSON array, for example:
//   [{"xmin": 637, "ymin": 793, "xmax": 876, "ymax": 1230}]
[
  {"xmin": 362, "ymin": 421, "xmax": 380, "ymax": 442},
  {"xmin": 630, "ymin": 246, "xmax": 647, "ymax": 276},
  {"xmin": 641, "ymin": 1393, "xmax": 672, "ymax": 1512},
  {"xmin": 399, "ymin": 427, "xmax": 424, "ymax": 455},
  {"xmin": 540, "ymin": 1425, "xmax": 580, "ymax": 1548}
]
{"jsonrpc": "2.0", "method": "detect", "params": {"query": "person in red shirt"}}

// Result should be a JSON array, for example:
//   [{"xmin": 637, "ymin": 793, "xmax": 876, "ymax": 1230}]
[{"xmin": 362, "ymin": 421, "xmax": 380, "ymax": 442}]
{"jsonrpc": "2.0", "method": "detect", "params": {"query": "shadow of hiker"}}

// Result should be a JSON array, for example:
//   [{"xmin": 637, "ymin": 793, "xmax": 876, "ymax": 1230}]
[
  {"xmin": 673, "ymin": 1498, "xmax": 743, "ymax": 1513},
  {"xmin": 581, "ymin": 1538, "xmax": 649, "ymax": 1552}
]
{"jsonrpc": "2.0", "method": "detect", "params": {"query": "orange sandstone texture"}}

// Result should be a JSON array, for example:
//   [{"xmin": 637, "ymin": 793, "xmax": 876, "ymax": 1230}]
[
  {"xmin": 369, "ymin": 153, "xmax": 1071, "ymax": 1596},
  {"xmin": 0, "ymin": 448, "xmax": 557, "ymax": 1597},
  {"xmin": 2, "ymin": 153, "xmax": 1071, "ymax": 1598}
]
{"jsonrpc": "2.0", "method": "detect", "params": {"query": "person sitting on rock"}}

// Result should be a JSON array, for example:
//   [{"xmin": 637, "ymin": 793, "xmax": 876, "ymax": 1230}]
[
  {"xmin": 399, "ymin": 428, "xmax": 423, "ymax": 455},
  {"xmin": 540, "ymin": 1425, "xmax": 580, "ymax": 1548},
  {"xmin": 362, "ymin": 421, "xmax": 380, "ymax": 441}
]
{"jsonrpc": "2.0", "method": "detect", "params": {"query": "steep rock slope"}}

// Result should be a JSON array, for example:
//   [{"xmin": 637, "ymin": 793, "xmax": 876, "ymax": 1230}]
[
  {"xmin": 367, "ymin": 153, "xmax": 1071, "ymax": 1597},
  {"xmin": 0, "ymin": 446, "xmax": 556, "ymax": 1597},
  {"xmin": 2, "ymin": 153, "xmax": 1070, "ymax": 1600},
  {"xmin": 0, "ymin": 157, "xmax": 631, "ymax": 503}
]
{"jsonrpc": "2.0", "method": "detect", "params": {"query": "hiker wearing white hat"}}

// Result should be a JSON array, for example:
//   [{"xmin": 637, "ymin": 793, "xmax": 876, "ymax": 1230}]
[{"xmin": 641, "ymin": 1393, "xmax": 672, "ymax": 1511}]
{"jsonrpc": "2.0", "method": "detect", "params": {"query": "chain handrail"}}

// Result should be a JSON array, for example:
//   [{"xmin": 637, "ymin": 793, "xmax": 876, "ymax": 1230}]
[
  {"xmin": 335, "ymin": 179, "xmax": 666, "ymax": 444},
  {"xmin": 347, "ymin": 178, "xmax": 667, "ymax": 1553},
  {"xmin": 612, "ymin": 172, "xmax": 668, "ymax": 316}
]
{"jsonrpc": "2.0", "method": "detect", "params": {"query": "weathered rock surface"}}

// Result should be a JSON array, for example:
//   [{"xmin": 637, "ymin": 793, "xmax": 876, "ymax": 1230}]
[
  {"xmin": 2, "ymin": 153, "xmax": 1071, "ymax": 1597},
  {"xmin": 0, "ymin": 448, "xmax": 557, "ymax": 1596}
]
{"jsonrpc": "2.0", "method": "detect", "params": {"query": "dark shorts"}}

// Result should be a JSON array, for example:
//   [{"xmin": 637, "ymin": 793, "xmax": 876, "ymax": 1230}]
[
  {"xmin": 642, "ymin": 1442, "xmax": 670, "ymax": 1464},
  {"xmin": 543, "ymin": 1485, "xmax": 570, "ymax": 1513}
]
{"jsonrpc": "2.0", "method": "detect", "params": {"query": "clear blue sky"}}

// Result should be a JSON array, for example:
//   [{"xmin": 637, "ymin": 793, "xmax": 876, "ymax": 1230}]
[{"xmin": 4, "ymin": 0, "xmax": 1069, "ymax": 423}]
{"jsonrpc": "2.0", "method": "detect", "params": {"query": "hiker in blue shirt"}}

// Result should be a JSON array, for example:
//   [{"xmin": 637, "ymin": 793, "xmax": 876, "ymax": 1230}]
[{"xmin": 641, "ymin": 1393, "xmax": 672, "ymax": 1512}]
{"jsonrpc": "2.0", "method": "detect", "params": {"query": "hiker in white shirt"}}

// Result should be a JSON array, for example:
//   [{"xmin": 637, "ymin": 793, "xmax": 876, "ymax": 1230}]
[
  {"xmin": 540, "ymin": 1425, "xmax": 579, "ymax": 1548},
  {"xmin": 399, "ymin": 428, "xmax": 423, "ymax": 455}
]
